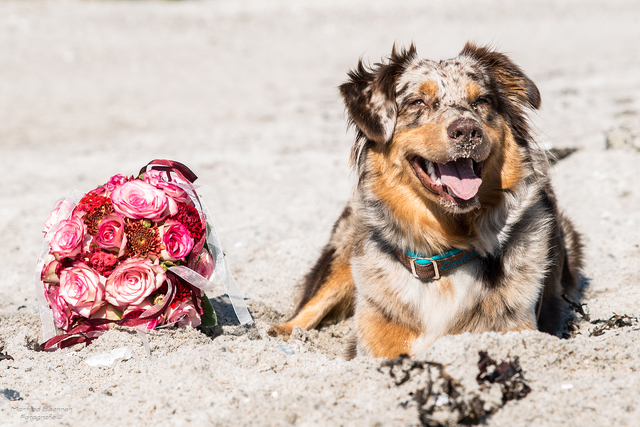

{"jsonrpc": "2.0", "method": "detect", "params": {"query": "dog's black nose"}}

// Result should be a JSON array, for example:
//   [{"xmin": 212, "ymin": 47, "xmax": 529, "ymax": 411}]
[{"xmin": 447, "ymin": 119, "xmax": 483, "ymax": 144}]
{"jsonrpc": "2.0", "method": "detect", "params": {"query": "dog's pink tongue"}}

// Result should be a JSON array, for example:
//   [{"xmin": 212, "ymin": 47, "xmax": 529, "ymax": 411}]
[{"xmin": 438, "ymin": 160, "xmax": 482, "ymax": 200}]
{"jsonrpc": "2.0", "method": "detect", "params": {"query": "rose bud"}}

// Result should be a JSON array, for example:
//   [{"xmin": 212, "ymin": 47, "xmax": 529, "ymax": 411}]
[
  {"xmin": 160, "ymin": 220, "xmax": 195, "ymax": 262},
  {"xmin": 95, "ymin": 213, "xmax": 126, "ymax": 255},
  {"xmin": 165, "ymin": 299, "xmax": 201, "ymax": 328},
  {"xmin": 104, "ymin": 174, "xmax": 129, "ymax": 194},
  {"xmin": 194, "ymin": 250, "xmax": 215, "ymax": 280}
]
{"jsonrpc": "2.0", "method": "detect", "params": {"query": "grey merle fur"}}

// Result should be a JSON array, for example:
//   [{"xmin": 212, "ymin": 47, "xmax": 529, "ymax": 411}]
[{"xmin": 278, "ymin": 43, "xmax": 584, "ymax": 357}]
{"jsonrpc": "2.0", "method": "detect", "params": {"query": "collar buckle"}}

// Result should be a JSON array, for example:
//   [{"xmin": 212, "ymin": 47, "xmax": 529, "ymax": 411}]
[{"xmin": 408, "ymin": 256, "xmax": 440, "ymax": 280}]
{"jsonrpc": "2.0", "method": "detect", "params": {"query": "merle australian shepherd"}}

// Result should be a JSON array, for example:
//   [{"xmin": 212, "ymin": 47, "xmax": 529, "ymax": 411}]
[{"xmin": 271, "ymin": 43, "xmax": 583, "ymax": 359}]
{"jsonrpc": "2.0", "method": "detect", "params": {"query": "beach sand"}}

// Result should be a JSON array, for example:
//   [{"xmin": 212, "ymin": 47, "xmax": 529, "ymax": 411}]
[{"xmin": 1, "ymin": 1, "xmax": 640, "ymax": 425}]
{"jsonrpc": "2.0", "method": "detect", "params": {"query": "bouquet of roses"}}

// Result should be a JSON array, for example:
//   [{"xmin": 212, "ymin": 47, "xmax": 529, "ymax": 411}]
[{"xmin": 36, "ymin": 160, "xmax": 251, "ymax": 350}]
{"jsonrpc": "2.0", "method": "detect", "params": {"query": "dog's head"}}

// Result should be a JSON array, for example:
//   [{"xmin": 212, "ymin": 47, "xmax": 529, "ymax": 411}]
[{"xmin": 341, "ymin": 43, "xmax": 540, "ymax": 216}]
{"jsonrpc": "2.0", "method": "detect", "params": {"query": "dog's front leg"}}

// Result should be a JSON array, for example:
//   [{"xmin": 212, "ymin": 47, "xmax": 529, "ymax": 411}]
[
  {"xmin": 270, "ymin": 252, "xmax": 354, "ymax": 337},
  {"xmin": 355, "ymin": 301, "xmax": 419, "ymax": 358},
  {"xmin": 270, "ymin": 205, "xmax": 357, "ymax": 338}
]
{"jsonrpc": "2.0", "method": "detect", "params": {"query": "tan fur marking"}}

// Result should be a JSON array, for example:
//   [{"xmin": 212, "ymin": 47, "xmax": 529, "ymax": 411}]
[
  {"xmin": 367, "ymin": 127, "xmax": 477, "ymax": 251},
  {"xmin": 478, "ymin": 121, "xmax": 524, "ymax": 208},
  {"xmin": 466, "ymin": 82, "xmax": 482, "ymax": 101},
  {"xmin": 419, "ymin": 81, "xmax": 438, "ymax": 98},
  {"xmin": 358, "ymin": 308, "xmax": 419, "ymax": 358},
  {"xmin": 277, "ymin": 261, "xmax": 354, "ymax": 335},
  {"xmin": 497, "ymin": 130, "xmax": 525, "ymax": 190},
  {"xmin": 438, "ymin": 277, "xmax": 454, "ymax": 298}
]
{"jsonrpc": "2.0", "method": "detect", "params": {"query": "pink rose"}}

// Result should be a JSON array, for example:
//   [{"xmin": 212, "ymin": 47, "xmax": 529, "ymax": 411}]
[
  {"xmin": 194, "ymin": 250, "xmax": 215, "ymax": 279},
  {"xmin": 144, "ymin": 170, "xmax": 191, "ymax": 204},
  {"xmin": 43, "ymin": 200, "xmax": 68, "ymax": 236},
  {"xmin": 58, "ymin": 263, "xmax": 105, "ymax": 318},
  {"xmin": 105, "ymin": 174, "xmax": 129, "ymax": 193},
  {"xmin": 41, "ymin": 254, "xmax": 61, "ymax": 284},
  {"xmin": 45, "ymin": 285, "xmax": 77, "ymax": 331},
  {"xmin": 95, "ymin": 213, "xmax": 126, "ymax": 255},
  {"xmin": 160, "ymin": 220, "xmax": 194, "ymax": 261},
  {"xmin": 165, "ymin": 299, "xmax": 201, "ymax": 328},
  {"xmin": 110, "ymin": 180, "xmax": 169, "ymax": 220},
  {"xmin": 50, "ymin": 216, "xmax": 87, "ymax": 258},
  {"xmin": 104, "ymin": 258, "xmax": 166, "ymax": 308}
]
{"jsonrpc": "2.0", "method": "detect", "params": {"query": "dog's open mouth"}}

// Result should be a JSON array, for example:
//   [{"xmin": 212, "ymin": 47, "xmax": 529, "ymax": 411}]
[{"xmin": 409, "ymin": 156, "xmax": 484, "ymax": 204}]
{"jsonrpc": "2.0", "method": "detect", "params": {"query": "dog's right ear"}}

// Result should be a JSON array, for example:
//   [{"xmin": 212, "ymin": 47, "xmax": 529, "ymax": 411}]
[{"xmin": 340, "ymin": 45, "xmax": 417, "ymax": 145}]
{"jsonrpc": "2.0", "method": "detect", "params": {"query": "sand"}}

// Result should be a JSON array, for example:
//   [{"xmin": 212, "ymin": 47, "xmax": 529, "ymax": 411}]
[{"xmin": 1, "ymin": 0, "xmax": 640, "ymax": 425}]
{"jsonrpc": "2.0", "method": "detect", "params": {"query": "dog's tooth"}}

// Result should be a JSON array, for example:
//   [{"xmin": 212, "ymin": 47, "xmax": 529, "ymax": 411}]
[{"xmin": 427, "ymin": 162, "xmax": 436, "ymax": 181}]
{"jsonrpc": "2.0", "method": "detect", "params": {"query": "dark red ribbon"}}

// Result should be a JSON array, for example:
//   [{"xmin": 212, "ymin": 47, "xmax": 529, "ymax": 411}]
[
  {"xmin": 140, "ymin": 159, "xmax": 207, "ymax": 270},
  {"xmin": 139, "ymin": 159, "xmax": 198, "ymax": 184},
  {"xmin": 43, "ymin": 253, "xmax": 181, "ymax": 350},
  {"xmin": 42, "ymin": 319, "xmax": 113, "ymax": 350}
]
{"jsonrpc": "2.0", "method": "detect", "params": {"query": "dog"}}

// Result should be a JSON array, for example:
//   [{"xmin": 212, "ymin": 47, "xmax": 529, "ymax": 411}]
[{"xmin": 270, "ymin": 43, "xmax": 583, "ymax": 359}]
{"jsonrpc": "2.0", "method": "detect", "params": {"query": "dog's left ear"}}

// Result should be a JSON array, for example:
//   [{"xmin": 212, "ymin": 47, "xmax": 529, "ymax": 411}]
[
  {"xmin": 340, "ymin": 45, "xmax": 418, "ymax": 144},
  {"xmin": 460, "ymin": 43, "xmax": 541, "ymax": 110}
]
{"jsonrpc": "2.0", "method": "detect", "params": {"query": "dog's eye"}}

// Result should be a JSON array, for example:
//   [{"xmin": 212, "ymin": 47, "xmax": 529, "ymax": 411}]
[
  {"xmin": 411, "ymin": 99, "xmax": 426, "ymax": 107},
  {"xmin": 473, "ymin": 98, "xmax": 490, "ymax": 108}
]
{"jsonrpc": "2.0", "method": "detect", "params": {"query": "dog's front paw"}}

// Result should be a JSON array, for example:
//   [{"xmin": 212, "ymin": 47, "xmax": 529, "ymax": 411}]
[
  {"xmin": 410, "ymin": 335, "xmax": 434, "ymax": 358},
  {"xmin": 267, "ymin": 323, "xmax": 293, "ymax": 339}
]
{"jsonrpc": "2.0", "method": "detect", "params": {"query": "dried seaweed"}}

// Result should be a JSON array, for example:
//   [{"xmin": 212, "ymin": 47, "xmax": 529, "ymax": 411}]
[
  {"xmin": 560, "ymin": 295, "xmax": 638, "ymax": 337},
  {"xmin": 589, "ymin": 314, "xmax": 637, "ymax": 337},
  {"xmin": 380, "ymin": 354, "xmax": 499, "ymax": 426},
  {"xmin": 477, "ymin": 351, "xmax": 531, "ymax": 403},
  {"xmin": 561, "ymin": 294, "xmax": 590, "ymax": 322},
  {"xmin": 561, "ymin": 294, "xmax": 590, "ymax": 338},
  {"xmin": 24, "ymin": 336, "xmax": 43, "ymax": 352},
  {"xmin": 0, "ymin": 344, "xmax": 13, "ymax": 361},
  {"xmin": 562, "ymin": 320, "xmax": 581, "ymax": 339},
  {"xmin": 381, "ymin": 352, "xmax": 533, "ymax": 426}
]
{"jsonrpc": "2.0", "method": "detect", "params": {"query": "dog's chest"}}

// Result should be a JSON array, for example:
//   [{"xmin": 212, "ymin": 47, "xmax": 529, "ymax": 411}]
[
  {"xmin": 353, "ymin": 248, "xmax": 484, "ymax": 334},
  {"xmin": 398, "ymin": 262, "xmax": 483, "ymax": 331},
  {"xmin": 417, "ymin": 265, "xmax": 483, "ymax": 328}
]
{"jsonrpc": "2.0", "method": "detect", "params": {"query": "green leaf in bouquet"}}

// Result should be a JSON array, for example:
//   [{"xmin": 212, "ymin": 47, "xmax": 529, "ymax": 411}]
[{"xmin": 200, "ymin": 292, "xmax": 217, "ymax": 327}]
